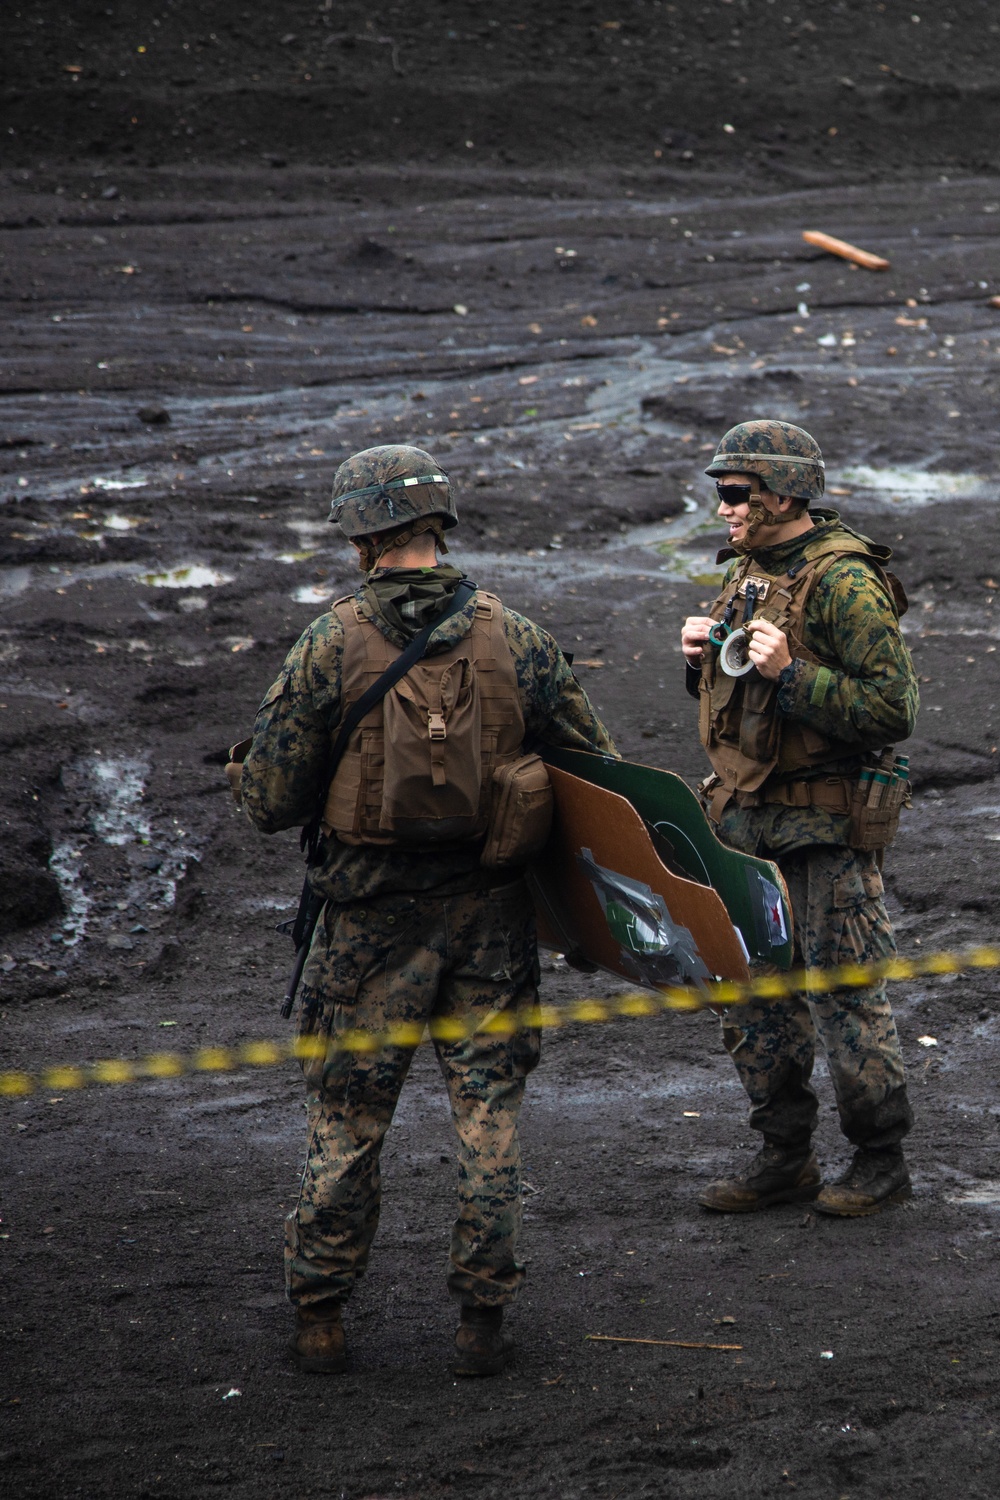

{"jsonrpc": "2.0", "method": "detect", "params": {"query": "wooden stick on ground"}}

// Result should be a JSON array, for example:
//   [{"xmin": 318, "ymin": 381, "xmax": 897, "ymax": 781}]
[
  {"xmin": 802, "ymin": 230, "xmax": 890, "ymax": 271},
  {"xmin": 586, "ymin": 1334, "xmax": 743, "ymax": 1351}
]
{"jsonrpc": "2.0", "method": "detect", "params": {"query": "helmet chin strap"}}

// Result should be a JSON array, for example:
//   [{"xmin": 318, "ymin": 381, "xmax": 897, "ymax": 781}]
[
  {"xmin": 731, "ymin": 483, "xmax": 805, "ymax": 554},
  {"xmin": 357, "ymin": 515, "xmax": 450, "ymax": 573}
]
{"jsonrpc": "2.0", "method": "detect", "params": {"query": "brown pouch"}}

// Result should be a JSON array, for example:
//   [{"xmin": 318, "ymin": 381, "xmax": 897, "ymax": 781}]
[
  {"xmin": 480, "ymin": 753, "xmax": 554, "ymax": 870},
  {"xmin": 379, "ymin": 656, "xmax": 484, "ymax": 841},
  {"xmin": 225, "ymin": 737, "xmax": 252, "ymax": 807},
  {"xmin": 847, "ymin": 752, "xmax": 911, "ymax": 853},
  {"xmin": 738, "ymin": 672, "xmax": 780, "ymax": 764}
]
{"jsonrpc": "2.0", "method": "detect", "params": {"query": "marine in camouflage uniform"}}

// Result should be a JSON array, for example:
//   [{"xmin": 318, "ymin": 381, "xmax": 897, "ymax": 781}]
[
  {"xmin": 239, "ymin": 445, "xmax": 617, "ymax": 1375},
  {"xmin": 680, "ymin": 420, "xmax": 918, "ymax": 1218}
]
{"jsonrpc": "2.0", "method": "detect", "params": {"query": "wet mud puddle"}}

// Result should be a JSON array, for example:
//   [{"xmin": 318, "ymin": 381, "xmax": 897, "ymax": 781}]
[
  {"xmin": 3, "ymin": 173, "xmax": 998, "ymax": 609},
  {"xmin": 1, "ymin": 343, "xmax": 995, "ymax": 608}
]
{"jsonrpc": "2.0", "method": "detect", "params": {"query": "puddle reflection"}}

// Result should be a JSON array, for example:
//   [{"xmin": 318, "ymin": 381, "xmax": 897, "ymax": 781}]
[{"xmin": 140, "ymin": 565, "xmax": 232, "ymax": 589}]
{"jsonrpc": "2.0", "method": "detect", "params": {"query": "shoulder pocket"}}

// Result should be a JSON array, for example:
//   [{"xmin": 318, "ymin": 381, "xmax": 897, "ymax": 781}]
[{"xmin": 258, "ymin": 674, "xmax": 288, "ymax": 712}]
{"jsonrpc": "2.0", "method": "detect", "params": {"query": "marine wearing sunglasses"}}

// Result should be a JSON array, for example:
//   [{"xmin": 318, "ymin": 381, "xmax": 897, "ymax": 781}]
[{"xmin": 680, "ymin": 474, "xmax": 815, "ymax": 681}]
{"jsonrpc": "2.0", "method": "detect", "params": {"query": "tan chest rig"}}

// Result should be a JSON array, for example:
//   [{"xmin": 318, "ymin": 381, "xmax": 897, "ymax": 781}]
[
  {"xmin": 699, "ymin": 537, "xmax": 905, "ymax": 821},
  {"xmin": 321, "ymin": 589, "xmax": 528, "ymax": 849}
]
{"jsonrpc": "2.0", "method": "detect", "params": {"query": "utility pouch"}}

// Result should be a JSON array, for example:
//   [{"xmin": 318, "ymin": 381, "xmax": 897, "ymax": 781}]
[
  {"xmin": 738, "ymin": 673, "xmax": 780, "ymax": 764},
  {"xmin": 378, "ymin": 655, "xmax": 485, "ymax": 841},
  {"xmin": 847, "ymin": 749, "xmax": 911, "ymax": 852},
  {"xmin": 480, "ymin": 753, "xmax": 554, "ymax": 869}
]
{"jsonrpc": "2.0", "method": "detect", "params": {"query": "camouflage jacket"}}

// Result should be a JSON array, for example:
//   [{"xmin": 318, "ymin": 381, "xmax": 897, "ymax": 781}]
[
  {"xmin": 700, "ymin": 511, "xmax": 919, "ymax": 857},
  {"xmin": 241, "ymin": 567, "xmax": 618, "ymax": 901}
]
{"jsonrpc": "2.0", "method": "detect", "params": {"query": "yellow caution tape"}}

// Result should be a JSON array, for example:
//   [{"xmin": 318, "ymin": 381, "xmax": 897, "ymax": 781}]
[{"xmin": 1, "ymin": 944, "xmax": 996, "ymax": 1099}]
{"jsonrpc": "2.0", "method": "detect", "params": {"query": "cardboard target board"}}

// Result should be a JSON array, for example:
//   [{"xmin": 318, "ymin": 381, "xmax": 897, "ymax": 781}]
[{"xmin": 530, "ymin": 750, "xmax": 793, "ymax": 989}]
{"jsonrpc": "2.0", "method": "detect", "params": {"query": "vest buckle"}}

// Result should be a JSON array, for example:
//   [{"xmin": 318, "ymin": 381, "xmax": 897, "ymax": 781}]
[{"xmin": 427, "ymin": 711, "xmax": 447, "ymax": 741}]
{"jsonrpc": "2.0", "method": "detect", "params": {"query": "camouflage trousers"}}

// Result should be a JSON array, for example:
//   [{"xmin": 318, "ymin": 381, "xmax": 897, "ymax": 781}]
[
  {"xmin": 285, "ymin": 878, "xmax": 540, "ymax": 1311},
  {"xmin": 721, "ymin": 845, "xmax": 913, "ymax": 1150}
]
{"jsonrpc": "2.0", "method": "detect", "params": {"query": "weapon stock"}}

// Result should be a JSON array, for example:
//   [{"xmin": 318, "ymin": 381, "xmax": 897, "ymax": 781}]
[{"xmin": 279, "ymin": 878, "xmax": 326, "ymax": 1019}]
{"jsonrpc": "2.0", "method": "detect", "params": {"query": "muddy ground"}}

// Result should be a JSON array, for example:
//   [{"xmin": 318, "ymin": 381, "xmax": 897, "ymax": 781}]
[{"xmin": 3, "ymin": 5, "xmax": 1000, "ymax": 1499}]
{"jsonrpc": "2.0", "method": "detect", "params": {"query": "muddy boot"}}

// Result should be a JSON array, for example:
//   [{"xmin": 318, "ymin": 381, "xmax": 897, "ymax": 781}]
[
  {"xmin": 288, "ymin": 1300, "xmax": 347, "ymax": 1374},
  {"xmin": 453, "ymin": 1305, "xmax": 514, "ymax": 1378},
  {"xmin": 814, "ymin": 1146, "xmax": 911, "ymax": 1217},
  {"xmin": 699, "ymin": 1142, "xmax": 821, "ymax": 1213}
]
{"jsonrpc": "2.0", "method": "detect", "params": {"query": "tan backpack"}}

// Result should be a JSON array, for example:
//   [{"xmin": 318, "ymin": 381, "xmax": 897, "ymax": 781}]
[
  {"xmin": 380, "ymin": 652, "xmax": 484, "ymax": 841},
  {"xmin": 322, "ymin": 590, "xmax": 552, "ymax": 865}
]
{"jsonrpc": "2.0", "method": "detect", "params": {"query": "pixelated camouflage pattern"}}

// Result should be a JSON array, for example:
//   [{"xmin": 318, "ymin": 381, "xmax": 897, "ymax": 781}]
[
  {"xmin": 284, "ymin": 880, "xmax": 540, "ymax": 1309},
  {"xmin": 328, "ymin": 444, "xmax": 458, "ymax": 540},
  {"xmin": 718, "ymin": 844, "xmax": 912, "ymax": 1150},
  {"xmin": 713, "ymin": 511, "xmax": 918, "ymax": 855},
  {"xmin": 241, "ymin": 574, "xmax": 619, "ymax": 902},
  {"xmin": 705, "ymin": 419, "xmax": 826, "ymax": 502}
]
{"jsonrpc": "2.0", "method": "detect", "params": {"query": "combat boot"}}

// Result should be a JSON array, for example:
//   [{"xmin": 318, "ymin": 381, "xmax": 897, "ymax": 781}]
[
  {"xmin": 288, "ymin": 1300, "xmax": 347, "ymax": 1374},
  {"xmin": 453, "ymin": 1304, "xmax": 514, "ymax": 1378},
  {"xmin": 699, "ymin": 1142, "xmax": 821, "ymax": 1213},
  {"xmin": 814, "ymin": 1146, "xmax": 911, "ymax": 1217}
]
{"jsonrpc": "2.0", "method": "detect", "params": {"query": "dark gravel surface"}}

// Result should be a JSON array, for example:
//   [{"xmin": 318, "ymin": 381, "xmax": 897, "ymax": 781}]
[{"xmin": 2, "ymin": 5, "xmax": 1000, "ymax": 1498}]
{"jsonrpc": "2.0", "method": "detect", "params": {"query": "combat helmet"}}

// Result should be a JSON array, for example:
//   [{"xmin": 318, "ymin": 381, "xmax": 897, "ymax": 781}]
[
  {"xmin": 706, "ymin": 420, "xmax": 825, "ymax": 502},
  {"xmin": 706, "ymin": 420, "xmax": 825, "ymax": 552},
  {"xmin": 329, "ymin": 444, "xmax": 457, "ymax": 571}
]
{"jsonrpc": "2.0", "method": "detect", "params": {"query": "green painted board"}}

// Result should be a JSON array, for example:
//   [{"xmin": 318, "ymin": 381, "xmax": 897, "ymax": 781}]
[{"xmin": 542, "ymin": 745, "xmax": 794, "ymax": 970}]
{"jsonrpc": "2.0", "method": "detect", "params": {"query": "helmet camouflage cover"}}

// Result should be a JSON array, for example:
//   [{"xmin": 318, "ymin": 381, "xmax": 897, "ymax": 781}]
[
  {"xmin": 329, "ymin": 444, "xmax": 458, "ymax": 540},
  {"xmin": 705, "ymin": 419, "xmax": 825, "ymax": 504}
]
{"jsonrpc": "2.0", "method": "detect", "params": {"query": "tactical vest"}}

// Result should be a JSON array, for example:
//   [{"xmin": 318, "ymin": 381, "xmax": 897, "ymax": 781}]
[
  {"xmin": 699, "ymin": 526, "xmax": 907, "ymax": 809},
  {"xmin": 321, "ymin": 589, "xmax": 526, "ymax": 847}
]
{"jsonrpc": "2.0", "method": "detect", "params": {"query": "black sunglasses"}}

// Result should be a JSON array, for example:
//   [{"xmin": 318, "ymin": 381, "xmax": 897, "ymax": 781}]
[{"xmin": 715, "ymin": 481, "xmax": 756, "ymax": 505}]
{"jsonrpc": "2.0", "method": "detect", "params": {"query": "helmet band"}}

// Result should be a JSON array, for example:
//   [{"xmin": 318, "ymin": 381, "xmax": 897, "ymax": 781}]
[
  {"xmin": 711, "ymin": 453, "xmax": 825, "ymax": 471},
  {"xmin": 330, "ymin": 473, "xmax": 449, "ymax": 523}
]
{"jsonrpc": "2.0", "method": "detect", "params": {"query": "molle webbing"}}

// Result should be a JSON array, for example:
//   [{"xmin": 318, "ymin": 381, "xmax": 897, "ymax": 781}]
[
  {"xmin": 698, "ymin": 539, "xmax": 899, "ymax": 803},
  {"xmin": 322, "ymin": 590, "xmax": 524, "ymax": 846}
]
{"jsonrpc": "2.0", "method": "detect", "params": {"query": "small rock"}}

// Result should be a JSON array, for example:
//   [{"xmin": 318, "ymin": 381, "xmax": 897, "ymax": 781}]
[
  {"xmin": 100, "ymin": 185, "xmax": 119, "ymax": 200},
  {"xmin": 105, "ymin": 934, "xmax": 134, "ymax": 952},
  {"xmin": 137, "ymin": 406, "xmax": 170, "ymax": 426}
]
